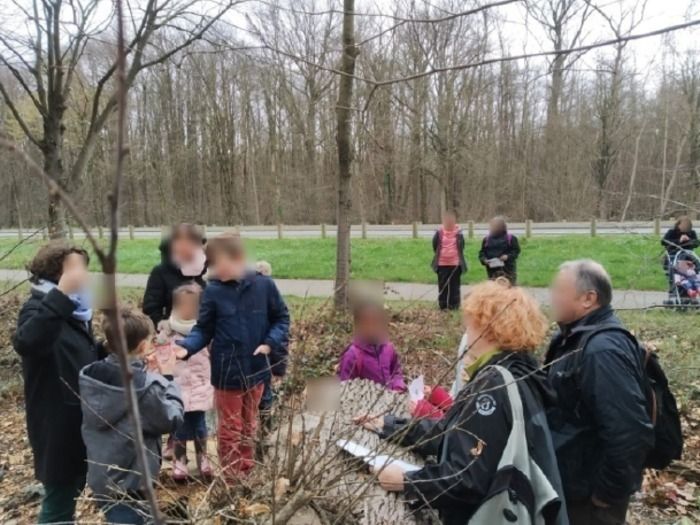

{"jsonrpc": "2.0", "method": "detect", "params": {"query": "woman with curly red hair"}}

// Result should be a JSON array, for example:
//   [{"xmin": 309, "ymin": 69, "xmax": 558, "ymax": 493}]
[{"xmin": 357, "ymin": 279, "xmax": 567, "ymax": 525}]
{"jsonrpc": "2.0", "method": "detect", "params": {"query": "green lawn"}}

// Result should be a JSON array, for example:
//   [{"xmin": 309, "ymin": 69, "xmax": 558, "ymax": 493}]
[{"xmin": 0, "ymin": 235, "xmax": 670, "ymax": 290}]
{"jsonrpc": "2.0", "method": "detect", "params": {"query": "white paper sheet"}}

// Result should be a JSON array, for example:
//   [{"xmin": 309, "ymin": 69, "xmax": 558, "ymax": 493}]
[
  {"xmin": 336, "ymin": 439, "xmax": 422, "ymax": 472},
  {"xmin": 408, "ymin": 375, "xmax": 425, "ymax": 402},
  {"xmin": 486, "ymin": 257, "xmax": 505, "ymax": 268}
]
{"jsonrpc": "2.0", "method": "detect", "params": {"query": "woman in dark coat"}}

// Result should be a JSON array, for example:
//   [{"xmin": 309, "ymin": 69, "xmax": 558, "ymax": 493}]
[
  {"xmin": 13, "ymin": 242, "xmax": 102, "ymax": 524},
  {"xmin": 662, "ymin": 216, "xmax": 699, "ymax": 257},
  {"xmin": 142, "ymin": 223, "xmax": 207, "ymax": 327},
  {"xmin": 478, "ymin": 216, "xmax": 521, "ymax": 284}
]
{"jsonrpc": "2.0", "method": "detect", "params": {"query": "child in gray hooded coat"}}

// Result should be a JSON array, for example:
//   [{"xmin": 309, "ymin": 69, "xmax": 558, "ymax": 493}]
[{"xmin": 79, "ymin": 308, "xmax": 184, "ymax": 524}]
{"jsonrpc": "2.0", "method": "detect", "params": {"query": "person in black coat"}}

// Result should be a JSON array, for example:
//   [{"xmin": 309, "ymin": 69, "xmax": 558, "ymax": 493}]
[
  {"xmin": 357, "ymin": 281, "xmax": 566, "ymax": 525},
  {"xmin": 546, "ymin": 260, "xmax": 653, "ymax": 525},
  {"xmin": 13, "ymin": 242, "xmax": 103, "ymax": 524},
  {"xmin": 478, "ymin": 216, "xmax": 520, "ymax": 284},
  {"xmin": 661, "ymin": 216, "xmax": 699, "ymax": 258},
  {"xmin": 143, "ymin": 223, "xmax": 207, "ymax": 328}
]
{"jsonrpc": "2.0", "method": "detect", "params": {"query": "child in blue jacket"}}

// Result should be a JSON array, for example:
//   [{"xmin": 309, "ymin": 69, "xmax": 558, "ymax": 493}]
[{"xmin": 176, "ymin": 232, "xmax": 289, "ymax": 482}]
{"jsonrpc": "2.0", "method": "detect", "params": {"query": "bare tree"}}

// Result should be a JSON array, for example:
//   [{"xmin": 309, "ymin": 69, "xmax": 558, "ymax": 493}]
[{"xmin": 0, "ymin": 0, "xmax": 235, "ymax": 237}]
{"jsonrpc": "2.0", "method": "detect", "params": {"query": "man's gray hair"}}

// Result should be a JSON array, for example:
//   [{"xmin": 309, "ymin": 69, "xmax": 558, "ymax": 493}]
[{"xmin": 559, "ymin": 259, "xmax": 613, "ymax": 307}]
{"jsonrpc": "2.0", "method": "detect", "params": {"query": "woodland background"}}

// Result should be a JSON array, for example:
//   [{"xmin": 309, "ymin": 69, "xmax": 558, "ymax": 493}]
[{"xmin": 1, "ymin": 0, "xmax": 700, "ymax": 229}]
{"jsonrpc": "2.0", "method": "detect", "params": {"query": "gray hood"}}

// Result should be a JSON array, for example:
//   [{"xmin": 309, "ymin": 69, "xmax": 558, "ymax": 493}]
[{"xmin": 79, "ymin": 355, "xmax": 183, "ymax": 497}]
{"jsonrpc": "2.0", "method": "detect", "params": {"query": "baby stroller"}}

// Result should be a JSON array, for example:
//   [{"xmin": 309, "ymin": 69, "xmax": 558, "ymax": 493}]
[{"xmin": 663, "ymin": 248, "xmax": 700, "ymax": 306}]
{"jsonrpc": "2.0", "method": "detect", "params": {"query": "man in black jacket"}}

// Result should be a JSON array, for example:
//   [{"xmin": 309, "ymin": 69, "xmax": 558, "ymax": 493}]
[{"xmin": 545, "ymin": 260, "xmax": 654, "ymax": 525}]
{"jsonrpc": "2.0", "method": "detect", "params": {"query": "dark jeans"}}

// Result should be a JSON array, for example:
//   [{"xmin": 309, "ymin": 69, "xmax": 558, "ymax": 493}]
[
  {"xmin": 174, "ymin": 410, "xmax": 208, "ymax": 442},
  {"xmin": 437, "ymin": 266, "xmax": 462, "ymax": 310},
  {"xmin": 103, "ymin": 500, "xmax": 150, "ymax": 524},
  {"xmin": 38, "ymin": 475, "xmax": 85, "ymax": 524},
  {"xmin": 568, "ymin": 498, "xmax": 629, "ymax": 525}
]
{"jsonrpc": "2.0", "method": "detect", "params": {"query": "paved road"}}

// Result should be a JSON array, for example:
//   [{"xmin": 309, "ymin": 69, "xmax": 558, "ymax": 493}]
[
  {"xmin": 0, "ymin": 269, "xmax": 668, "ymax": 309},
  {"xmin": 0, "ymin": 220, "xmax": 674, "ymax": 240}
]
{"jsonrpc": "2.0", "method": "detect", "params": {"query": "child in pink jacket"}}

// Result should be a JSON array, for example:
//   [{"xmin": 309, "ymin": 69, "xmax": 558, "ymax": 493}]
[{"xmin": 155, "ymin": 283, "xmax": 213, "ymax": 481}]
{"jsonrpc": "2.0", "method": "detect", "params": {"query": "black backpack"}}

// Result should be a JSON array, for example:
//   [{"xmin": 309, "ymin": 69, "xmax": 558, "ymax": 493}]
[{"xmin": 576, "ymin": 324, "xmax": 683, "ymax": 470}]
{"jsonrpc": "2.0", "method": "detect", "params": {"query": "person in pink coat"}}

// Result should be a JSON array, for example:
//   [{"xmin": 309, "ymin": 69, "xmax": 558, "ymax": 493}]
[{"xmin": 155, "ymin": 283, "xmax": 213, "ymax": 481}]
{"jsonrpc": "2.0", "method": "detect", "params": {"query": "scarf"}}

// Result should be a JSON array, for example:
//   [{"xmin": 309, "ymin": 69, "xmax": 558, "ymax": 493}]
[
  {"xmin": 168, "ymin": 315, "xmax": 196, "ymax": 336},
  {"xmin": 32, "ymin": 279, "xmax": 93, "ymax": 322},
  {"xmin": 174, "ymin": 248, "xmax": 206, "ymax": 277}
]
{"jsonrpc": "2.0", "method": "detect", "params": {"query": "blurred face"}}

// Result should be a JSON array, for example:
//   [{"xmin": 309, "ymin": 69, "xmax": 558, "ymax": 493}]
[
  {"xmin": 173, "ymin": 293, "xmax": 199, "ymax": 321},
  {"xmin": 355, "ymin": 309, "xmax": 388, "ymax": 344},
  {"xmin": 171, "ymin": 236, "xmax": 199, "ymax": 263},
  {"xmin": 212, "ymin": 253, "xmax": 246, "ymax": 282},
  {"xmin": 489, "ymin": 219, "xmax": 505, "ymax": 236},
  {"xmin": 442, "ymin": 212, "xmax": 456, "ymax": 229},
  {"xmin": 679, "ymin": 219, "xmax": 692, "ymax": 233},
  {"xmin": 462, "ymin": 313, "xmax": 493, "ymax": 357},
  {"xmin": 63, "ymin": 252, "xmax": 88, "ymax": 274},
  {"xmin": 550, "ymin": 269, "xmax": 599, "ymax": 325}
]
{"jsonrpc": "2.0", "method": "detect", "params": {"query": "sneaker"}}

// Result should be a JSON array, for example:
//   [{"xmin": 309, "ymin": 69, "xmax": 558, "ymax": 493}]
[
  {"xmin": 163, "ymin": 436, "xmax": 174, "ymax": 460},
  {"xmin": 197, "ymin": 453, "xmax": 213, "ymax": 480},
  {"xmin": 172, "ymin": 458, "xmax": 189, "ymax": 483}
]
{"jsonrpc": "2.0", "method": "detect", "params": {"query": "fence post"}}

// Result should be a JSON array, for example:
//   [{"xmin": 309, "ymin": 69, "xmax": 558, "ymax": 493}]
[
  {"xmin": 277, "ymin": 223, "xmax": 283, "ymax": 240},
  {"xmin": 41, "ymin": 228, "xmax": 47, "ymax": 240},
  {"xmin": 590, "ymin": 218, "xmax": 597, "ymax": 237},
  {"xmin": 361, "ymin": 222, "xmax": 367, "ymax": 239},
  {"xmin": 653, "ymin": 218, "xmax": 661, "ymax": 236},
  {"xmin": 97, "ymin": 225, "xmax": 104, "ymax": 239},
  {"xmin": 17, "ymin": 225, "xmax": 23, "ymax": 241},
  {"xmin": 201, "ymin": 225, "xmax": 207, "ymax": 238},
  {"xmin": 525, "ymin": 219, "xmax": 532, "ymax": 238},
  {"xmin": 467, "ymin": 220, "xmax": 474, "ymax": 240},
  {"xmin": 321, "ymin": 223, "xmax": 327, "ymax": 239},
  {"xmin": 68, "ymin": 224, "xmax": 74, "ymax": 240},
  {"xmin": 412, "ymin": 221, "xmax": 418, "ymax": 239},
  {"xmin": 128, "ymin": 225, "xmax": 135, "ymax": 240}
]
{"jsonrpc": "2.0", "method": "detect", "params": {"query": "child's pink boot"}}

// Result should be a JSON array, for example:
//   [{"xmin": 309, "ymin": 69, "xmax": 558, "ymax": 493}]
[
  {"xmin": 172, "ymin": 458, "xmax": 189, "ymax": 483},
  {"xmin": 197, "ymin": 453, "xmax": 213, "ymax": 480}
]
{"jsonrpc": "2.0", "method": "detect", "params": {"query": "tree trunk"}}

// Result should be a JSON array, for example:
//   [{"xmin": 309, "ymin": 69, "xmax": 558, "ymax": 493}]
[
  {"xmin": 334, "ymin": 0, "xmax": 358, "ymax": 310},
  {"xmin": 43, "ymin": 118, "xmax": 67, "ymax": 238}
]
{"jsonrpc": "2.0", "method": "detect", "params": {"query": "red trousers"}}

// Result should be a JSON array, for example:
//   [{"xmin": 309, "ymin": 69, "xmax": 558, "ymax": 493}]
[{"xmin": 214, "ymin": 383, "xmax": 264, "ymax": 481}]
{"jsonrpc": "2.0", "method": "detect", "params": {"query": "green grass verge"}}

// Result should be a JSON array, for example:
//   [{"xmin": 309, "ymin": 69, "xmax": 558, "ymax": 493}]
[{"xmin": 0, "ymin": 235, "xmax": 671, "ymax": 290}]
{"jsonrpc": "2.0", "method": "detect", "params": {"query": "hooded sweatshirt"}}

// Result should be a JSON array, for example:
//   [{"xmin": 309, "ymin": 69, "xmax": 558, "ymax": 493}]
[{"xmin": 79, "ymin": 355, "xmax": 184, "ymax": 498}]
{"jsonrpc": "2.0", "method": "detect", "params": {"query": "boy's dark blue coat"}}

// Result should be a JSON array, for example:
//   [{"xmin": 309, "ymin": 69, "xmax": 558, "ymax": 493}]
[{"xmin": 178, "ymin": 272, "xmax": 290, "ymax": 390}]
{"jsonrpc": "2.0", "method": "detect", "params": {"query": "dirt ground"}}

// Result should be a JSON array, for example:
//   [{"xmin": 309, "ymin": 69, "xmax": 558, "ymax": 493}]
[{"xmin": 0, "ymin": 293, "xmax": 698, "ymax": 524}]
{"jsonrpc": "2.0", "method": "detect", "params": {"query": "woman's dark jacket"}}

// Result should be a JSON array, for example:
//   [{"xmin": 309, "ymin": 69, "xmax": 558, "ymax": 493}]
[
  {"xmin": 431, "ymin": 229, "xmax": 467, "ymax": 272},
  {"xmin": 13, "ymin": 288, "xmax": 102, "ymax": 484},
  {"xmin": 661, "ymin": 227, "xmax": 699, "ymax": 256},
  {"xmin": 142, "ymin": 239, "xmax": 206, "ymax": 326},
  {"xmin": 478, "ymin": 231, "xmax": 520, "ymax": 280},
  {"xmin": 544, "ymin": 305, "xmax": 654, "ymax": 506},
  {"xmin": 381, "ymin": 352, "xmax": 566, "ymax": 525},
  {"xmin": 177, "ymin": 272, "xmax": 290, "ymax": 390}
]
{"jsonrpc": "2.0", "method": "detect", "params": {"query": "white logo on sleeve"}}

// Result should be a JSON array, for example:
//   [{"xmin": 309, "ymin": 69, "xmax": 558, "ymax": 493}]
[{"xmin": 476, "ymin": 394, "xmax": 497, "ymax": 416}]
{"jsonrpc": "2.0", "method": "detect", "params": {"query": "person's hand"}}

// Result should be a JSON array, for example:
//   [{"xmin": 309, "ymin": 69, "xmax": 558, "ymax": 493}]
[
  {"xmin": 253, "ymin": 344, "xmax": 271, "ymax": 356},
  {"xmin": 156, "ymin": 346, "xmax": 177, "ymax": 376},
  {"xmin": 173, "ymin": 345, "xmax": 188, "ymax": 360},
  {"xmin": 591, "ymin": 496, "xmax": 610, "ymax": 508},
  {"xmin": 499, "ymin": 254, "xmax": 509, "ymax": 261},
  {"xmin": 57, "ymin": 266, "xmax": 89, "ymax": 295},
  {"xmin": 680, "ymin": 234, "xmax": 690, "ymax": 243},
  {"xmin": 372, "ymin": 463, "xmax": 405, "ymax": 492},
  {"xmin": 352, "ymin": 413, "xmax": 383, "ymax": 432}
]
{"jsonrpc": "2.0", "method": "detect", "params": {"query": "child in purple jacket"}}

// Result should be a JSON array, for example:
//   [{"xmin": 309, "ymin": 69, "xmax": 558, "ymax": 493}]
[{"xmin": 338, "ymin": 302, "xmax": 406, "ymax": 392}]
